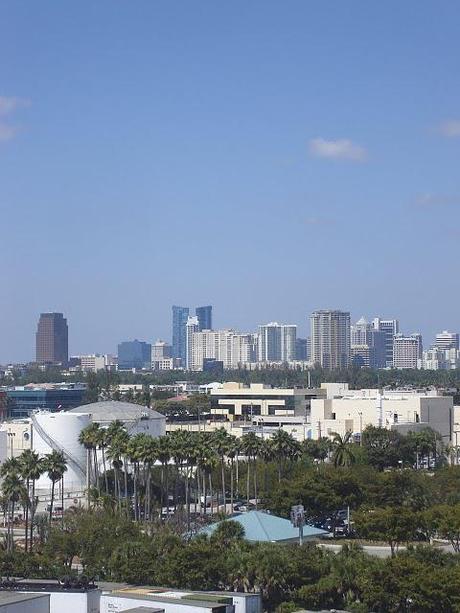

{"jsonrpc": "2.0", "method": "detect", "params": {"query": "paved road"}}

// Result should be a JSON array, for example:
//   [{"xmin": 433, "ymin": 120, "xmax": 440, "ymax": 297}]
[{"xmin": 320, "ymin": 542, "xmax": 455, "ymax": 558}]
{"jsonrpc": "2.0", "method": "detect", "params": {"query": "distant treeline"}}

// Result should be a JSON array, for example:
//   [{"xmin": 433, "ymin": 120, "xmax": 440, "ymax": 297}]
[{"xmin": 4, "ymin": 366, "xmax": 460, "ymax": 397}]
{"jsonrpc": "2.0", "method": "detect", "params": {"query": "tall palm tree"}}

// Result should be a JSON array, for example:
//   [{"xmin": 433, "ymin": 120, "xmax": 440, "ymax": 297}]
[
  {"xmin": 106, "ymin": 424, "xmax": 129, "ymax": 511},
  {"xmin": 18, "ymin": 450, "xmax": 43, "ymax": 552},
  {"xmin": 331, "ymin": 431, "xmax": 356, "ymax": 468},
  {"xmin": 226, "ymin": 435, "xmax": 239, "ymax": 514},
  {"xmin": 270, "ymin": 429, "xmax": 301, "ymax": 482},
  {"xmin": 241, "ymin": 432, "xmax": 262, "ymax": 508},
  {"xmin": 43, "ymin": 450, "xmax": 67, "ymax": 523},
  {"xmin": 156, "ymin": 436, "xmax": 171, "ymax": 518},
  {"xmin": 1, "ymin": 472, "xmax": 27, "ymax": 552},
  {"xmin": 95, "ymin": 427, "xmax": 109, "ymax": 494},
  {"xmin": 211, "ymin": 428, "xmax": 230, "ymax": 513},
  {"xmin": 78, "ymin": 422, "xmax": 101, "ymax": 504}
]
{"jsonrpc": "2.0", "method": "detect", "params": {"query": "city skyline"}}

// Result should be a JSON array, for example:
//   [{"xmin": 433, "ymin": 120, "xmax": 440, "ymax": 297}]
[
  {"xmin": 2, "ymin": 307, "xmax": 460, "ymax": 366},
  {"xmin": 2, "ymin": 3, "xmax": 460, "ymax": 362}
]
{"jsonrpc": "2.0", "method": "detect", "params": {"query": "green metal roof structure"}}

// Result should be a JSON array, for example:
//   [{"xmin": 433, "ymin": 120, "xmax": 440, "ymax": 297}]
[{"xmin": 200, "ymin": 511, "xmax": 328, "ymax": 543}]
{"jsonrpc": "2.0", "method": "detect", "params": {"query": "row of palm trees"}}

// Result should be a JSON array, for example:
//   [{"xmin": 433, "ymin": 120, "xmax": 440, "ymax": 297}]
[
  {"xmin": 77, "ymin": 422, "xmax": 349, "ymax": 527},
  {"xmin": 0, "ymin": 449, "xmax": 67, "ymax": 552}
]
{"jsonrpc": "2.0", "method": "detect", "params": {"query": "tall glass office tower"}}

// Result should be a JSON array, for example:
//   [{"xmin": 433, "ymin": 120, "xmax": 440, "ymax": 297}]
[
  {"xmin": 172, "ymin": 306, "xmax": 190, "ymax": 361},
  {"xmin": 196, "ymin": 305, "xmax": 212, "ymax": 331}
]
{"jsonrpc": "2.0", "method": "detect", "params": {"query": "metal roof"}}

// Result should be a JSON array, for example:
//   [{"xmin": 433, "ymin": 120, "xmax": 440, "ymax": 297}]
[
  {"xmin": 68, "ymin": 401, "xmax": 165, "ymax": 422},
  {"xmin": 200, "ymin": 511, "xmax": 328, "ymax": 543}
]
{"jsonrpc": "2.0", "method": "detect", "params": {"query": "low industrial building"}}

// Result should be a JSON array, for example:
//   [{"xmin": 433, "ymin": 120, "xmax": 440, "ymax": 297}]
[
  {"xmin": 98, "ymin": 584, "xmax": 261, "ymax": 613},
  {"xmin": 309, "ymin": 386, "xmax": 452, "ymax": 441},
  {"xmin": 0, "ymin": 580, "xmax": 261, "ymax": 613},
  {"xmin": 5, "ymin": 384, "xmax": 86, "ymax": 418}
]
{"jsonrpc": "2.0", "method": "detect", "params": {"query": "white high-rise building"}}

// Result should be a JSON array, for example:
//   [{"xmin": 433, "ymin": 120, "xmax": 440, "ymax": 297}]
[
  {"xmin": 420, "ymin": 347, "xmax": 460, "ymax": 370},
  {"xmin": 310, "ymin": 310, "xmax": 350, "ymax": 370},
  {"xmin": 187, "ymin": 329, "xmax": 257, "ymax": 371},
  {"xmin": 185, "ymin": 316, "xmax": 200, "ymax": 370},
  {"xmin": 257, "ymin": 323, "xmax": 296, "ymax": 363},
  {"xmin": 435, "ymin": 331, "xmax": 459, "ymax": 351},
  {"xmin": 393, "ymin": 333, "xmax": 423, "ymax": 369},
  {"xmin": 372, "ymin": 318, "xmax": 399, "ymax": 368}
]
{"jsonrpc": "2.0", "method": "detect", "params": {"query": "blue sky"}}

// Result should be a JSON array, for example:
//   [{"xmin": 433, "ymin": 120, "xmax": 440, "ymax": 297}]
[{"xmin": 1, "ymin": 1, "xmax": 460, "ymax": 362}]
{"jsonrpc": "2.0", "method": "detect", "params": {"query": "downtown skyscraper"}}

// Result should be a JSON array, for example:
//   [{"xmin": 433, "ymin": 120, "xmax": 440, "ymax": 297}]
[
  {"xmin": 172, "ymin": 306, "xmax": 189, "ymax": 362},
  {"xmin": 35, "ymin": 312, "xmax": 68, "ymax": 366}
]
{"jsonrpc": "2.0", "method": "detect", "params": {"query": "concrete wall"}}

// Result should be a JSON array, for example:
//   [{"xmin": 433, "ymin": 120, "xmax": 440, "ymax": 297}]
[{"xmin": 26, "ymin": 590, "xmax": 99, "ymax": 613}]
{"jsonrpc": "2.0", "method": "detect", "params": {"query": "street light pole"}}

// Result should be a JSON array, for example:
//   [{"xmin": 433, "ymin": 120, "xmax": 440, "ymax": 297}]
[
  {"xmin": 454, "ymin": 422, "xmax": 460, "ymax": 465},
  {"xmin": 358, "ymin": 412, "xmax": 363, "ymax": 446}
]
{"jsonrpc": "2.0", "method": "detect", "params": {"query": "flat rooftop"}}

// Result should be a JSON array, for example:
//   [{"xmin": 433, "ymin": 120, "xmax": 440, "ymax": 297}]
[
  {"xmin": 0, "ymin": 592, "xmax": 49, "ymax": 604},
  {"xmin": 6, "ymin": 579, "xmax": 98, "ymax": 593}
]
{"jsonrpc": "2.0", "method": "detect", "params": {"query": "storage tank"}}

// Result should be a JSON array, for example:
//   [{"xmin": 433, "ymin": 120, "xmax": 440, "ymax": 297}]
[{"xmin": 31, "ymin": 410, "xmax": 90, "ymax": 492}]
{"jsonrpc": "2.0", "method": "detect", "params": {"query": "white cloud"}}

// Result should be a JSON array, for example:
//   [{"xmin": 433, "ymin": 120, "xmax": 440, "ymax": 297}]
[
  {"xmin": 0, "ymin": 96, "xmax": 29, "ymax": 117},
  {"xmin": 0, "ymin": 123, "xmax": 17, "ymax": 142},
  {"xmin": 439, "ymin": 120, "xmax": 460, "ymax": 138},
  {"xmin": 309, "ymin": 137, "xmax": 367, "ymax": 161},
  {"xmin": 415, "ymin": 192, "xmax": 460, "ymax": 207},
  {"xmin": 0, "ymin": 96, "xmax": 29, "ymax": 143}
]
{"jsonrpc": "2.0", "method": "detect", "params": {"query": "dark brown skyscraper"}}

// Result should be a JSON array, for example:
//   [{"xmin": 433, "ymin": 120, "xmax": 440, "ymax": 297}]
[{"xmin": 36, "ymin": 312, "xmax": 68, "ymax": 365}]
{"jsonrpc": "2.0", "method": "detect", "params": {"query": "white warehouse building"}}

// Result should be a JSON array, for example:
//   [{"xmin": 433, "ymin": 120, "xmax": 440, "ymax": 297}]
[
  {"xmin": 309, "ymin": 386, "xmax": 452, "ymax": 441},
  {"xmin": 67, "ymin": 400, "xmax": 166, "ymax": 437}
]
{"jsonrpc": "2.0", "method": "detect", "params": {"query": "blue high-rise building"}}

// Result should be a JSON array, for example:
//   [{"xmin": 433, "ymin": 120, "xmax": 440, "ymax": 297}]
[
  {"xmin": 196, "ymin": 305, "xmax": 212, "ymax": 331},
  {"xmin": 172, "ymin": 306, "xmax": 190, "ymax": 361},
  {"xmin": 118, "ymin": 339, "xmax": 152, "ymax": 370}
]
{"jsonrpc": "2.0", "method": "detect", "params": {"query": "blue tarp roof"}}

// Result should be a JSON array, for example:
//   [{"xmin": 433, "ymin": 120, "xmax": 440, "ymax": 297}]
[{"xmin": 200, "ymin": 511, "xmax": 328, "ymax": 543}]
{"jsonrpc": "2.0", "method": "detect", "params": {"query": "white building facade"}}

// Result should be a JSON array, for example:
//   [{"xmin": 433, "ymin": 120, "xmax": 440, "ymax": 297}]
[{"xmin": 257, "ymin": 323, "xmax": 296, "ymax": 363}]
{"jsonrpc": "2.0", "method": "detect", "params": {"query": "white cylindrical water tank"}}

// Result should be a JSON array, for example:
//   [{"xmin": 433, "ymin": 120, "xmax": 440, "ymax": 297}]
[{"xmin": 32, "ymin": 411, "xmax": 90, "ymax": 492}]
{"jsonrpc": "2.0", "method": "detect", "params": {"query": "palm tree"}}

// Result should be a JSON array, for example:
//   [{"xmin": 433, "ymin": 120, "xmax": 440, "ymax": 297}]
[
  {"xmin": 106, "ymin": 423, "xmax": 129, "ymax": 511},
  {"xmin": 1, "ymin": 472, "xmax": 27, "ymax": 552},
  {"xmin": 95, "ymin": 427, "xmax": 109, "ymax": 494},
  {"xmin": 126, "ymin": 434, "xmax": 142, "ymax": 521},
  {"xmin": 241, "ymin": 432, "xmax": 262, "ymax": 508},
  {"xmin": 78, "ymin": 423, "xmax": 101, "ymax": 504},
  {"xmin": 43, "ymin": 450, "xmax": 67, "ymax": 523},
  {"xmin": 211, "ymin": 428, "xmax": 230, "ymax": 513},
  {"xmin": 18, "ymin": 450, "xmax": 43, "ymax": 552},
  {"xmin": 156, "ymin": 436, "xmax": 171, "ymax": 518},
  {"xmin": 226, "ymin": 435, "xmax": 239, "ymax": 514},
  {"xmin": 270, "ymin": 429, "xmax": 300, "ymax": 482},
  {"xmin": 331, "ymin": 431, "xmax": 356, "ymax": 468}
]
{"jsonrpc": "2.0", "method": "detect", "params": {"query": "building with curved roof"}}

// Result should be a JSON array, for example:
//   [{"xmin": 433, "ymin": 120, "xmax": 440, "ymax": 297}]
[{"xmin": 68, "ymin": 400, "xmax": 166, "ymax": 437}]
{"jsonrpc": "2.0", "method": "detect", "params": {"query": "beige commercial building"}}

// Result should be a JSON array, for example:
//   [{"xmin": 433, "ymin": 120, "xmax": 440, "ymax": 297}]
[
  {"xmin": 309, "ymin": 386, "xmax": 452, "ymax": 441},
  {"xmin": 210, "ymin": 381, "xmax": 323, "ymax": 420}
]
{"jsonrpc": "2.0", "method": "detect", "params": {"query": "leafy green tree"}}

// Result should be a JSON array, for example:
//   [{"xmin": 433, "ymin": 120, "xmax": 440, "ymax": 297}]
[{"xmin": 354, "ymin": 507, "xmax": 421, "ymax": 555}]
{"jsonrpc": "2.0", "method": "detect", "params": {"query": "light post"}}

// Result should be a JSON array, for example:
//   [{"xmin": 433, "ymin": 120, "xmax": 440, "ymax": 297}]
[
  {"xmin": 291, "ymin": 504, "xmax": 305, "ymax": 545},
  {"xmin": 454, "ymin": 423, "xmax": 460, "ymax": 465},
  {"xmin": 7, "ymin": 432, "xmax": 15, "ymax": 458},
  {"xmin": 358, "ymin": 412, "xmax": 363, "ymax": 446}
]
